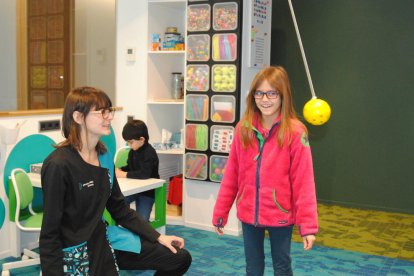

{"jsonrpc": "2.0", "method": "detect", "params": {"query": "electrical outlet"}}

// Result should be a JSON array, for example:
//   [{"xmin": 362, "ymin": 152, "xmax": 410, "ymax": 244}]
[{"xmin": 39, "ymin": 120, "xmax": 61, "ymax": 132}]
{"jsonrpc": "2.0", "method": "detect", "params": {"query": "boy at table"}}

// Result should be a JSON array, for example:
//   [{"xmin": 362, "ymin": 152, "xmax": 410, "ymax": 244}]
[{"xmin": 115, "ymin": 119, "xmax": 159, "ymax": 222}]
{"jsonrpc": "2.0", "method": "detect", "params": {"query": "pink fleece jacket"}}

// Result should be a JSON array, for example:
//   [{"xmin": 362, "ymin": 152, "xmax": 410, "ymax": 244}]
[{"xmin": 212, "ymin": 115, "xmax": 318, "ymax": 236}]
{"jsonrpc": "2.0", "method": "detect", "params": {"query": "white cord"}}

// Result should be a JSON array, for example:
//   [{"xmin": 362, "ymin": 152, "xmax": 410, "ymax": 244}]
[{"xmin": 288, "ymin": 0, "xmax": 317, "ymax": 99}]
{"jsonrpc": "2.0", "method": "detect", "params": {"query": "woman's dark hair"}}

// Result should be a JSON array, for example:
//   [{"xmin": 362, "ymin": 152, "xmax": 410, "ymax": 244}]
[{"xmin": 56, "ymin": 86, "xmax": 112, "ymax": 154}]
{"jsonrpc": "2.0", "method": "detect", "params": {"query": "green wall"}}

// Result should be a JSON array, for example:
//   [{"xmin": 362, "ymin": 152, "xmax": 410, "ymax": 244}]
[{"xmin": 271, "ymin": 0, "xmax": 414, "ymax": 214}]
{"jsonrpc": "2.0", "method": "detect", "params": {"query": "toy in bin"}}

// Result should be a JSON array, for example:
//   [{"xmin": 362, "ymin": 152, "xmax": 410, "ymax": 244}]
[
  {"xmin": 212, "ymin": 64, "xmax": 236, "ymax": 92},
  {"xmin": 185, "ymin": 153, "xmax": 207, "ymax": 180},
  {"xmin": 187, "ymin": 4, "xmax": 211, "ymax": 32},
  {"xmin": 210, "ymin": 155, "xmax": 228, "ymax": 182},
  {"xmin": 210, "ymin": 126, "xmax": 234, "ymax": 153},
  {"xmin": 186, "ymin": 64, "xmax": 210, "ymax": 91},
  {"xmin": 213, "ymin": 2, "xmax": 238, "ymax": 31},
  {"xmin": 185, "ymin": 124, "xmax": 208, "ymax": 151},
  {"xmin": 212, "ymin": 33, "xmax": 237, "ymax": 61},
  {"xmin": 211, "ymin": 95, "xmax": 236, "ymax": 123}
]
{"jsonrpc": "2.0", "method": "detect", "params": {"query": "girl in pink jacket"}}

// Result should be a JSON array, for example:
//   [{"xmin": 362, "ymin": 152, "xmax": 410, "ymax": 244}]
[{"xmin": 212, "ymin": 66, "xmax": 318, "ymax": 275}]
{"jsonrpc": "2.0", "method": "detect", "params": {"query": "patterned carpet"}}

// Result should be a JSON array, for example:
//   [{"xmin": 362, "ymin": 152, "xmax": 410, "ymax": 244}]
[
  {"xmin": 1, "ymin": 204, "xmax": 414, "ymax": 275},
  {"xmin": 291, "ymin": 204, "xmax": 414, "ymax": 261}
]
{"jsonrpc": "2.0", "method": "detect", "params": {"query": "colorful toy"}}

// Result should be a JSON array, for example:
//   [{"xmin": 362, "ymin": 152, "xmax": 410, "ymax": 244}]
[
  {"xmin": 186, "ymin": 95, "xmax": 209, "ymax": 121},
  {"xmin": 213, "ymin": 2, "xmax": 238, "ymax": 31},
  {"xmin": 187, "ymin": 4, "xmax": 211, "ymax": 32},
  {"xmin": 211, "ymin": 96, "xmax": 235, "ymax": 123},
  {"xmin": 211, "ymin": 126, "xmax": 234, "ymax": 153},
  {"xmin": 187, "ymin": 35, "xmax": 210, "ymax": 61},
  {"xmin": 303, "ymin": 98, "xmax": 332, "ymax": 125},
  {"xmin": 212, "ymin": 34, "xmax": 237, "ymax": 61},
  {"xmin": 151, "ymin": 33, "xmax": 161, "ymax": 51},
  {"xmin": 186, "ymin": 65, "xmax": 209, "ymax": 91},
  {"xmin": 185, "ymin": 124, "xmax": 208, "ymax": 151},
  {"xmin": 210, "ymin": 155, "xmax": 228, "ymax": 182},
  {"xmin": 212, "ymin": 65, "xmax": 237, "ymax": 92},
  {"xmin": 185, "ymin": 153, "xmax": 207, "ymax": 180}
]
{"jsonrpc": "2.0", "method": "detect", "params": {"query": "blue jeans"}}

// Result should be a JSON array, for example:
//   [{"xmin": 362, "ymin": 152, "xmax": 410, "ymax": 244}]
[
  {"xmin": 124, "ymin": 194, "xmax": 155, "ymax": 222},
  {"xmin": 242, "ymin": 222, "xmax": 293, "ymax": 276}
]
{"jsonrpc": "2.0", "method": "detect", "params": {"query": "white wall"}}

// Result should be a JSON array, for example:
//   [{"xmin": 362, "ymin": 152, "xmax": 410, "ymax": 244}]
[
  {"xmin": 75, "ymin": 0, "xmax": 116, "ymax": 100},
  {"xmin": 0, "ymin": 0, "xmax": 17, "ymax": 110}
]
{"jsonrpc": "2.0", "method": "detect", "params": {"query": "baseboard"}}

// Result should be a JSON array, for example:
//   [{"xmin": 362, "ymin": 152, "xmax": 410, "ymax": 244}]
[
  {"xmin": 0, "ymin": 250, "xmax": 11, "ymax": 260},
  {"xmin": 184, "ymin": 221, "xmax": 242, "ymax": 236},
  {"xmin": 0, "ymin": 241, "xmax": 39, "ymax": 260}
]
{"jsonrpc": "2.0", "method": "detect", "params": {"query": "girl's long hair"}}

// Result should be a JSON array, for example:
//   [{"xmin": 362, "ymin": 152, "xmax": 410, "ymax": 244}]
[
  {"xmin": 56, "ymin": 86, "xmax": 112, "ymax": 154},
  {"xmin": 239, "ymin": 66, "xmax": 306, "ymax": 148}
]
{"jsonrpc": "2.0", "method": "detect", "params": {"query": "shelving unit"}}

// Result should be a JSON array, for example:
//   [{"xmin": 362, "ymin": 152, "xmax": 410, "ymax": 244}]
[{"xmin": 147, "ymin": 0, "xmax": 186, "ymax": 224}]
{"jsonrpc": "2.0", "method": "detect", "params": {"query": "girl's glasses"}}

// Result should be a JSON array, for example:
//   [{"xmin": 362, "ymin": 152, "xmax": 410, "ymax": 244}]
[
  {"xmin": 254, "ymin": 90, "xmax": 280, "ymax": 99},
  {"xmin": 89, "ymin": 107, "xmax": 116, "ymax": 119}
]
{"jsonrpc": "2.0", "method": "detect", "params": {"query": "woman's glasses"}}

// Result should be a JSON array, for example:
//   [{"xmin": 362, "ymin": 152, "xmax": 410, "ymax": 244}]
[
  {"xmin": 89, "ymin": 107, "xmax": 116, "ymax": 119},
  {"xmin": 254, "ymin": 90, "xmax": 280, "ymax": 99}
]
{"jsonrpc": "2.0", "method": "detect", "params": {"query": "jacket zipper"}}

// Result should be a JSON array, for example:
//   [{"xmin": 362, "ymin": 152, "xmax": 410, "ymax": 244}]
[{"xmin": 253, "ymin": 122, "xmax": 280, "ymax": 226}]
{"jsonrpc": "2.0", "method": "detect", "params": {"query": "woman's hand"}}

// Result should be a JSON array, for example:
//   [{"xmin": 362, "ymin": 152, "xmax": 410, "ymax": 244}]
[
  {"xmin": 214, "ymin": 226, "xmax": 224, "ymax": 236},
  {"xmin": 302, "ymin": 234, "xmax": 315, "ymax": 250},
  {"xmin": 157, "ymin": 235, "xmax": 184, "ymax": 253}
]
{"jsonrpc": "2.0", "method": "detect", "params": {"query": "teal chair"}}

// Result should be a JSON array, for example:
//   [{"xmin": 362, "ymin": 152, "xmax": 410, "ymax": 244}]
[{"xmin": 2, "ymin": 168, "xmax": 43, "ymax": 276}]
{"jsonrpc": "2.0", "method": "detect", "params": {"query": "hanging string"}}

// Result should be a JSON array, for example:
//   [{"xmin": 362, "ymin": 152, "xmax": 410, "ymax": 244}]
[{"xmin": 288, "ymin": 0, "xmax": 316, "ymax": 99}]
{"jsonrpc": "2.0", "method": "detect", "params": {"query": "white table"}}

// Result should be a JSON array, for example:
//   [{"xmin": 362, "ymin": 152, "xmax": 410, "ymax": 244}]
[
  {"xmin": 9, "ymin": 173, "xmax": 166, "ymax": 257},
  {"xmin": 27, "ymin": 173, "xmax": 165, "ymax": 196}
]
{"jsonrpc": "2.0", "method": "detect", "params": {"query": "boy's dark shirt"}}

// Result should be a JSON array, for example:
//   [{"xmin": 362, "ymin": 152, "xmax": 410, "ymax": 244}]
[{"xmin": 120, "ymin": 143, "xmax": 160, "ymax": 198}]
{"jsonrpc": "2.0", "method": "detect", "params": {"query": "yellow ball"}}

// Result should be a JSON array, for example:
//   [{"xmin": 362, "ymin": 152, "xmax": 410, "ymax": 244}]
[{"xmin": 303, "ymin": 98, "xmax": 331, "ymax": 125}]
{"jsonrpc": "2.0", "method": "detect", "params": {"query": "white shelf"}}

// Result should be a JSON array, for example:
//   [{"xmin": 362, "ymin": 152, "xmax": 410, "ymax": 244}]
[
  {"xmin": 156, "ymin": 148, "xmax": 184, "ymax": 155},
  {"xmin": 148, "ymin": 50, "xmax": 185, "ymax": 55},
  {"xmin": 147, "ymin": 99, "xmax": 184, "ymax": 105},
  {"xmin": 149, "ymin": 0, "xmax": 186, "ymax": 4}
]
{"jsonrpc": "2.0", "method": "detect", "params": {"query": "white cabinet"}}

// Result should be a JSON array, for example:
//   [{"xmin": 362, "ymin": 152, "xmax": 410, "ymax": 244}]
[{"xmin": 146, "ymin": 0, "xmax": 186, "ymax": 223}]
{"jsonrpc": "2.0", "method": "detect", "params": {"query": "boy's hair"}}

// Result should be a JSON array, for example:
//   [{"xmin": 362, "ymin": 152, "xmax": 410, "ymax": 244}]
[
  {"xmin": 57, "ymin": 86, "xmax": 112, "ymax": 154},
  {"xmin": 239, "ymin": 66, "xmax": 306, "ymax": 148},
  {"xmin": 122, "ymin": 119, "xmax": 149, "ymax": 142}
]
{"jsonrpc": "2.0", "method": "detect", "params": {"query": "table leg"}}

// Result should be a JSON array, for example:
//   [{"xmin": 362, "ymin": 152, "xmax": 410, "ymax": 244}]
[{"xmin": 150, "ymin": 183, "xmax": 166, "ymax": 231}]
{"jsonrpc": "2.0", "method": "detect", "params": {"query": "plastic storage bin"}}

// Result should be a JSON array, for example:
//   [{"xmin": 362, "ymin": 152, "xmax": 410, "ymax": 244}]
[
  {"xmin": 210, "ymin": 155, "xmax": 229, "ymax": 182},
  {"xmin": 211, "ymin": 95, "xmax": 236, "ymax": 123},
  {"xmin": 187, "ymin": 4, "xmax": 211, "ymax": 32},
  {"xmin": 185, "ymin": 153, "xmax": 208, "ymax": 180},
  {"xmin": 185, "ymin": 124, "xmax": 208, "ymax": 151},
  {"xmin": 186, "ymin": 94, "xmax": 209, "ymax": 121},
  {"xmin": 187, "ymin": 34, "xmax": 210, "ymax": 62},
  {"xmin": 213, "ymin": 2, "xmax": 238, "ymax": 31},
  {"xmin": 212, "ymin": 33, "xmax": 237, "ymax": 61},
  {"xmin": 186, "ymin": 64, "xmax": 210, "ymax": 92},
  {"xmin": 210, "ymin": 125, "xmax": 234, "ymax": 153},
  {"xmin": 211, "ymin": 64, "xmax": 237, "ymax": 92}
]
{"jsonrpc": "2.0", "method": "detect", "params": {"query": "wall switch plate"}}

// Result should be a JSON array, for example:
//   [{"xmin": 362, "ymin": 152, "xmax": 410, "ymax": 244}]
[
  {"xmin": 126, "ymin": 47, "xmax": 136, "ymax": 62},
  {"xmin": 39, "ymin": 120, "xmax": 61, "ymax": 132}
]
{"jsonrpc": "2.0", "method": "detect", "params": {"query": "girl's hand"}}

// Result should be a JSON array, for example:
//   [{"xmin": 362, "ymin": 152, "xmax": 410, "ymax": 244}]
[
  {"xmin": 214, "ymin": 226, "xmax": 224, "ymax": 236},
  {"xmin": 157, "ymin": 235, "xmax": 184, "ymax": 253},
  {"xmin": 302, "ymin": 234, "xmax": 315, "ymax": 250}
]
